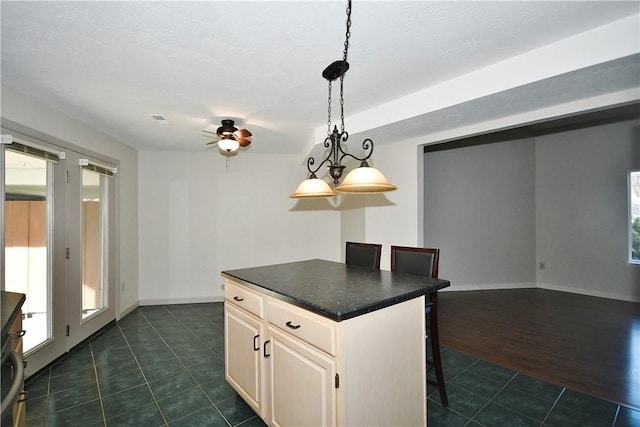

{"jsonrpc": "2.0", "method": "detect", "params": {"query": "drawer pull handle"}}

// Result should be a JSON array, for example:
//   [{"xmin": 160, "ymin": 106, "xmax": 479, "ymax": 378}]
[
  {"xmin": 253, "ymin": 335, "xmax": 260, "ymax": 351},
  {"xmin": 233, "ymin": 296, "xmax": 244, "ymax": 302},
  {"xmin": 264, "ymin": 340, "xmax": 271, "ymax": 358},
  {"xmin": 286, "ymin": 321, "xmax": 301, "ymax": 330}
]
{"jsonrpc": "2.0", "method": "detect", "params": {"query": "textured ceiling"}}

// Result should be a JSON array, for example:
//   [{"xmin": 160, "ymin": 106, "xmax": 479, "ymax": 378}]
[{"xmin": 1, "ymin": 1, "xmax": 639, "ymax": 155}]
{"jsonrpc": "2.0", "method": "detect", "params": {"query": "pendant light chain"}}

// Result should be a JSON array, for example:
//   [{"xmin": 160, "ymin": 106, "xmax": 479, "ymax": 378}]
[
  {"xmin": 325, "ymin": 0, "xmax": 352, "ymax": 136},
  {"xmin": 343, "ymin": 0, "xmax": 351, "ymax": 63},
  {"xmin": 290, "ymin": 0, "xmax": 397, "ymax": 198},
  {"xmin": 340, "ymin": 0, "xmax": 352, "ymax": 133},
  {"xmin": 327, "ymin": 80, "xmax": 333, "ymax": 136}
]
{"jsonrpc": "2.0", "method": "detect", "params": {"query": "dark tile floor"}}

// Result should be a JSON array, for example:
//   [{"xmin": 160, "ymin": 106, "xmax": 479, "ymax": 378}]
[{"xmin": 23, "ymin": 303, "xmax": 640, "ymax": 427}]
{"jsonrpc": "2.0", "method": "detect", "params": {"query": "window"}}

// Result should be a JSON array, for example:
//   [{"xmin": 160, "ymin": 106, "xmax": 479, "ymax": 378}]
[{"xmin": 630, "ymin": 170, "xmax": 640, "ymax": 263}]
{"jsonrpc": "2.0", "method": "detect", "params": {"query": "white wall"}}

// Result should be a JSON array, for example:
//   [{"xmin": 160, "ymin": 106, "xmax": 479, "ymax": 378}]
[
  {"xmin": 138, "ymin": 150, "xmax": 340, "ymax": 304},
  {"xmin": 423, "ymin": 138, "xmax": 537, "ymax": 288},
  {"xmin": 339, "ymin": 194, "xmax": 367, "ymax": 262},
  {"xmin": 327, "ymin": 142, "xmax": 421, "ymax": 268},
  {"xmin": 536, "ymin": 119, "xmax": 640, "ymax": 301},
  {"xmin": 361, "ymin": 142, "xmax": 422, "ymax": 271},
  {"xmin": 1, "ymin": 84, "xmax": 139, "ymax": 316}
]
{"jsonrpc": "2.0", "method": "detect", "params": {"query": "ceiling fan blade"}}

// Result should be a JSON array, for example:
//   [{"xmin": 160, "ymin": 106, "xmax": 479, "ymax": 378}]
[
  {"xmin": 205, "ymin": 140, "xmax": 220, "ymax": 146},
  {"xmin": 237, "ymin": 137, "xmax": 252, "ymax": 147},
  {"xmin": 234, "ymin": 129, "xmax": 252, "ymax": 138},
  {"xmin": 202, "ymin": 129, "xmax": 219, "ymax": 136}
]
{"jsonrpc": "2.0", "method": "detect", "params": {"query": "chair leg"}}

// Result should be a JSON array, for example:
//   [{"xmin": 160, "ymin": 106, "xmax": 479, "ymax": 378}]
[{"xmin": 428, "ymin": 292, "xmax": 448, "ymax": 407}]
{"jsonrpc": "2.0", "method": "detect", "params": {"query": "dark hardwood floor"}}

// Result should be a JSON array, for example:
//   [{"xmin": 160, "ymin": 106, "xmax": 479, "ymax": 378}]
[{"xmin": 438, "ymin": 288, "xmax": 640, "ymax": 411}]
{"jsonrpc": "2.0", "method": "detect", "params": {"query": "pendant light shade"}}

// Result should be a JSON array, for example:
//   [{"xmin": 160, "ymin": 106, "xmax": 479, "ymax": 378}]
[
  {"xmin": 334, "ymin": 166, "xmax": 397, "ymax": 194},
  {"xmin": 290, "ymin": 177, "xmax": 337, "ymax": 198}
]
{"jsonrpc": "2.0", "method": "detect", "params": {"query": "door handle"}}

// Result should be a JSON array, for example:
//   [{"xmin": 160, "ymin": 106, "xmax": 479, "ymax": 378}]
[{"xmin": 10, "ymin": 330, "xmax": 26, "ymax": 339}]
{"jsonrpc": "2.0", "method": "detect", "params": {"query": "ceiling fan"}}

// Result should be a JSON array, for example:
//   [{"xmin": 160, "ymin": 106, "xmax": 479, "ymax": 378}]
[{"xmin": 202, "ymin": 119, "xmax": 252, "ymax": 153}]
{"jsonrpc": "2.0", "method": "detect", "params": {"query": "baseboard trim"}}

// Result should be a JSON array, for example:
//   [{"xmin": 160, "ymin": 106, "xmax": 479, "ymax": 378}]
[
  {"xmin": 139, "ymin": 296, "xmax": 225, "ymax": 306},
  {"xmin": 441, "ymin": 283, "xmax": 537, "ymax": 292},
  {"xmin": 537, "ymin": 283, "xmax": 640, "ymax": 303},
  {"xmin": 117, "ymin": 302, "xmax": 139, "ymax": 320},
  {"xmin": 439, "ymin": 282, "xmax": 638, "ymax": 303}
]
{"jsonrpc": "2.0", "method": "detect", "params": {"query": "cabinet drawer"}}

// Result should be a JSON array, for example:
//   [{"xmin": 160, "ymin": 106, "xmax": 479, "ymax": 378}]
[
  {"xmin": 267, "ymin": 299, "xmax": 336, "ymax": 356},
  {"xmin": 225, "ymin": 279, "xmax": 264, "ymax": 319}
]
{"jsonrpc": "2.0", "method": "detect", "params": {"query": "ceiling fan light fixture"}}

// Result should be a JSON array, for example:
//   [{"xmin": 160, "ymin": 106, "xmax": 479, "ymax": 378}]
[{"xmin": 218, "ymin": 137, "xmax": 240, "ymax": 152}]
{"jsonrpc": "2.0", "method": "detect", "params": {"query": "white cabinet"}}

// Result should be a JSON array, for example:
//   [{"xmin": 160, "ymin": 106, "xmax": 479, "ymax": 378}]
[
  {"xmin": 224, "ymin": 303, "xmax": 264, "ymax": 415},
  {"xmin": 223, "ymin": 276, "xmax": 427, "ymax": 427},
  {"xmin": 267, "ymin": 326, "xmax": 336, "ymax": 426}
]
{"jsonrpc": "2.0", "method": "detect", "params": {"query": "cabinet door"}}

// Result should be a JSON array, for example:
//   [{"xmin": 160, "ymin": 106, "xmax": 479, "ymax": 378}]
[
  {"xmin": 267, "ymin": 326, "xmax": 336, "ymax": 427},
  {"xmin": 224, "ymin": 303, "xmax": 264, "ymax": 415}
]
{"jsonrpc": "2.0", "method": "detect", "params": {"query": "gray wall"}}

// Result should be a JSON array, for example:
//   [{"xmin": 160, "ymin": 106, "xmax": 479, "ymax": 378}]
[
  {"xmin": 424, "ymin": 137, "xmax": 536, "ymax": 289},
  {"xmin": 535, "ymin": 119, "xmax": 640, "ymax": 301},
  {"xmin": 423, "ymin": 118, "xmax": 640, "ymax": 302}
]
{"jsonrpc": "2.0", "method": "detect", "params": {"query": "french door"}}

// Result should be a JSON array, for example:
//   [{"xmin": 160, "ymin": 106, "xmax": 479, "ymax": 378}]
[
  {"xmin": 65, "ymin": 150, "xmax": 116, "ymax": 349},
  {"xmin": 2, "ymin": 136, "xmax": 117, "ymax": 375}
]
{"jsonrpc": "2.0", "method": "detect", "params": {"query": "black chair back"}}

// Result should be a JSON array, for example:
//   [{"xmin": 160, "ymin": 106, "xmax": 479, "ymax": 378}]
[
  {"xmin": 390, "ymin": 246, "xmax": 439, "ymax": 278},
  {"xmin": 345, "ymin": 242, "xmax": 382, "ymax": 270}
]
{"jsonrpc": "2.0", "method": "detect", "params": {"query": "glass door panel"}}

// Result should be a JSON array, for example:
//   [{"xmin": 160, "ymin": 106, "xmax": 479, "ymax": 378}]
[
  {"xmin": 81, "ymin": 168, "xmax": 105, "ymax": 319},
  {"xmin": 4, "ymin": 150, "xmax": 51, "ymax": 352},
  {"xmin": 66, "ymin": 151, "xmax": 115, "ymax": 349}
]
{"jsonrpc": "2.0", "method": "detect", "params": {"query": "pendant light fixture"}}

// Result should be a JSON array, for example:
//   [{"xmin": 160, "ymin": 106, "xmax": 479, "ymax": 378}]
[{"xmin": 290, "ymin": 0, "xmax": 397, "ymax": 199}]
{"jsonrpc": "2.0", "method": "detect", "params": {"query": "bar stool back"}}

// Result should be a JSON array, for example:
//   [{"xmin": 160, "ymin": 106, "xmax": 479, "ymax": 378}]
[
  {"xmin": 345, "ymin": 241, "xmax": 382, "ymax": 270},
  {"xmin": 390, "ymin": 245, "xmax": 448, "ymax": 407}
]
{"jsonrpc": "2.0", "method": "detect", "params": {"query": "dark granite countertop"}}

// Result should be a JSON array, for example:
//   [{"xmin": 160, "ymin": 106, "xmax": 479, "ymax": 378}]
[
  {"xmin": 1, "ymin": 291, "xmax": 26, "ymax": 353},
  {"xmin": 222, "ymin": 259, "xmax": 450, "ymax": 322}
]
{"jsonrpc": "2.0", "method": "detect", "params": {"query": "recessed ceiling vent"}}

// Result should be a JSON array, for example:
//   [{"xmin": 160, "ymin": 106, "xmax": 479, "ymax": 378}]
[{"xmin": 149, "ymin": 114, "xmax": 169, "ymax": 124}]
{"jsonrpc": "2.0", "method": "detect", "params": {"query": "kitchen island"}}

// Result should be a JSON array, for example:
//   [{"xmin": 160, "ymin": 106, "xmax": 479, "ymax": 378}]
[{"xmin": 222, "ymin": 259, "xmax": 449, "ymax": 426}]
